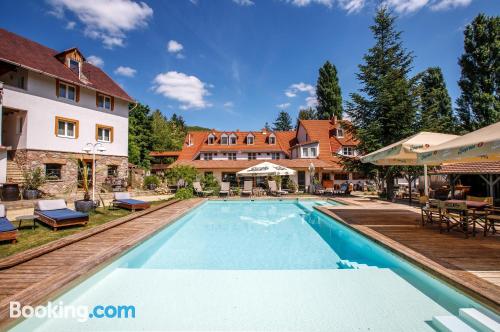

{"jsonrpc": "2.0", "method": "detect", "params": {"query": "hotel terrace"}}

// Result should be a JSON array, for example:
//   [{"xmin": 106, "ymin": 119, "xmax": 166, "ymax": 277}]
[{"xmin": 152, "ymin": 117, "xmax": 366, "ymax": 190}]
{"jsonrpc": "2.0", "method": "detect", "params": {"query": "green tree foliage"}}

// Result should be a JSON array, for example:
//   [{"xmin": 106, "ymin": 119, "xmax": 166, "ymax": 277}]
[
  {"xmin": 128, "ymin": 103, "xmax": 152, "ymax": 168},
  {"xmin": 456, "ymin": 14, "xmax": 499, "ymax": 131},
  {"xmin": 316, "ymin": 61, "xmax": 343, "ymax": 120},
  {"xmin": 273, "ymin": 111, "xmax": 293, "ymax": 131},
  {"xmin": 150, "ymin": 110, "xmax": 187, "ymax": 152},
  {"xmin": 416, "ymin": 67, "xmax": 456, "ymax": 133},
  {"xmin": 345, "ymin": 7, "xmax": 417, "ymax": 198},
  {"xmin": 165, "ymin": 165, "xmax": 199, "ymax": 186},
  {"xmin": 297, "ymin": 107, "xmax": 317, "ymax": 120},
  {"xmin": 264, "ymin": 122, "xmax": 271, "ymax": 131}
]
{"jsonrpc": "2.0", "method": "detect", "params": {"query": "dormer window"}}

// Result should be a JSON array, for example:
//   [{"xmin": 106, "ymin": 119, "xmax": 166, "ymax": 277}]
[
  {"xmin": 221, "ymin": 134, "xmax": 228, "ymax": 145},
  {"xmin": 69, "ymin": 59, "xmax": 80, "ymax": 77},
  {"xmin": 246, "ymin": 134, "xmax": 254, "ymax": 145},
  {"xmin": 207, "ymin": 134, "xmax": 216, "ymax": 145},
  {"xmin": 269, "ymin": 134, "xmax": 276, "ymax": 145},
  {"xmin": 336, "ymin": 128, "xmax": 344, "ymax": 138},
  {"xmin": 229, "ymin": 134, "xmax": 237, "ymax": 145}
]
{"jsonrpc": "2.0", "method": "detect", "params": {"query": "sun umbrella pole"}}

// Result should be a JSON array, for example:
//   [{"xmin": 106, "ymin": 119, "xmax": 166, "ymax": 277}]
[{"xmin": 424, "ymin": 164, "xmax": 429, "ymax": 197}]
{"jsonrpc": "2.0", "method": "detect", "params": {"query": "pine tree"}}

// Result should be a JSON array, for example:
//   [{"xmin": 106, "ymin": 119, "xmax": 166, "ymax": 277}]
[
  {"xmin": 416, "ymin": 67, "xmax": 455, "ymax": 133},
  {"xmin": 346, "ymin": 7, "xmax": 417, "ymax": 199},
  {"xmin": 316, "ymin": 61, "xmax": 343, "ymax": 120},
  {"xmin": 456, "ymin": 14, "xmax": 499, "ymax": 131},
  {"xmin": 273, "ymin": 111, "xmax": 293, "ymax": 131}
]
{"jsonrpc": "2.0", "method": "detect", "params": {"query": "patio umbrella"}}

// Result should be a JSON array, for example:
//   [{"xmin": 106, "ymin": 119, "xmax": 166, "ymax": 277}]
[
  {"xmin": 417, "ymin": 121, "xmax": 500, "ymax": 165},
  {"xmin": 361, "ymin": 132, "xmax": 459, "ymax": 196},
  {"xmin": 236, "ymin": 162, "xmax": 296, "ymax": 177}
]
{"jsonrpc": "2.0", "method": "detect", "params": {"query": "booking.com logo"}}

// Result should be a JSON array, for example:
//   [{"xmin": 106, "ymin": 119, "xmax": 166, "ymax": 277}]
[{"xmin": 10, "ymin": 301, "xmax": 136, "ymax": 322}]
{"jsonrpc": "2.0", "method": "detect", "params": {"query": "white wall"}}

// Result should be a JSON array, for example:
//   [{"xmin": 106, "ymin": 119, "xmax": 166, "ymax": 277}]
[
  {"xmin": 199, "ymin": 151, "xmax": 285, "ymax": 161},
  {"xmin": 296, "ymin": 124, "xmax": 308, "ymax": 143},
  {"xmin": 2, "ymin": 72, "xmax": 129, "ymax": 156}
]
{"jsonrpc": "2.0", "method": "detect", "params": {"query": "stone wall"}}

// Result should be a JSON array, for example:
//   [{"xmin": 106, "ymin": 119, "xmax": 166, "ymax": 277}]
[{"xmin": 12, "ymin": 149, "xmax": 128, "ymax": 196}]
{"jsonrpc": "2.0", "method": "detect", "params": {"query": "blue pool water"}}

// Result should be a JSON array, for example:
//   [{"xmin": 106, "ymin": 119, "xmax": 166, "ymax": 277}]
[{"xmin": 12, "ymin": 200, "xmax": 495, "ymax": 331}]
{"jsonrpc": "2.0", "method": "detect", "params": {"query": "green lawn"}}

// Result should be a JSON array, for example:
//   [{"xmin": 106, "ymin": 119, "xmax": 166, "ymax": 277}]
[{"xmin": 0, "ymin": 200, "xmax": 168, "ymax": 259}]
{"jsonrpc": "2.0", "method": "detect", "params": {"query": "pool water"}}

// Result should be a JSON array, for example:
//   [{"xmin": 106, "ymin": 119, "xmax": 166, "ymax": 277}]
[{"xmin": 12, "ymin": 200, "xmax": 493, "ymax": 331}]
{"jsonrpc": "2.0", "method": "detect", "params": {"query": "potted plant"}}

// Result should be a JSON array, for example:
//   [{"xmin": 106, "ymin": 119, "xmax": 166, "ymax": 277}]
[
  {"xmin": 22, "ymin": 167, "xmax": 46, "ymax": 200},
  {"xmin": 74, "ymin": 159, "xmax": 94, "ymax": 212}
]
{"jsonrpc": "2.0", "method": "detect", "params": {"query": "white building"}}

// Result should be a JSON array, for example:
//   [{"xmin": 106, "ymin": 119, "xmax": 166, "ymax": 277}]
[{"xmin": 0, "ymin": 29, "xmax": 133, "ymax": 195}]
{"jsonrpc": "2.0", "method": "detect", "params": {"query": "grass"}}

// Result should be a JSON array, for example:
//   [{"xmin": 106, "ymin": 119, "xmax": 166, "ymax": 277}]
[{"xmin": 0, "ymin": 200, "xmax": 169, "ymax": 259}]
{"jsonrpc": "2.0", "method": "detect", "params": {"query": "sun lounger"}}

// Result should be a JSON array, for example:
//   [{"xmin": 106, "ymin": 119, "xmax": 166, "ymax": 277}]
[
  {"xmin": 241, "ymin": 181, "xmax": 253, "ymax": 196},
  {"xmin": 113, "ymin": 192, "xmax": 151, "ymax": 211},
  {"xmin": 35, "ymin": 199, "xmax": 88, "ymax": 231},
  {"xmin": 0, "ymin": 205, "xmax": 17, "ymax": 243},
  {"xmin": 219, "ymin": 182, "xmax": 230, "ymax": 197},
  {"xmin": 193, "ymin": 182, "xmax": 214, "ymax": 197},
  {"xmin": 313, "ymin": 184, "xmax": 326, "ymax": 195},
  {"xmin": 268, "ymin": 180, "xmax": 288, "ymax": 196}
]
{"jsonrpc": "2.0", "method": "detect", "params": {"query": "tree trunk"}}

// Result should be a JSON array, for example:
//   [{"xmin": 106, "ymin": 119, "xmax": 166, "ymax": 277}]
[{"xmin": 386, "ymin": 175, "xmax": 395, "ymax": 201}]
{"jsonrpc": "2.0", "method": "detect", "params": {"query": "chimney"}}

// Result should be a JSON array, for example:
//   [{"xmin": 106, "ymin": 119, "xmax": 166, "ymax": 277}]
[{"xmin": 331, "ymin": 115, "xmax": 337, "ymax": 125}]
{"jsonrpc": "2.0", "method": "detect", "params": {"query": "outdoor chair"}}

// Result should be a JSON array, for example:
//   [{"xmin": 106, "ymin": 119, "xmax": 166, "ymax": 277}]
[
  {"xmin": 0, "ymin": 205, "xmax": 17, "ymax": 244},
  {"xmin": 193, "ymin": 182, "xmax": 214, "ymax": 197},
  {"xmin": 35, "ymin": 199, "xmax": 88, "ymax": 231},
  {"xmin": 268, "ymin": 180, "xmax": 288, "ymax": 196},
  {"xmin": 113, "ymin": 192, "xmax": 151, "ymax": 212},
  {"xmin": 335, "ymin": 184, "xmax": 350, "ymax": 196},
  {"xmin": 219, "ymin": 182, "xmax": 230, "ymax": 197},
  {"xmin": 419, "ymin": 195, "xmax": 439, "ymax": 227},
  {"xmin": 241, "ymin": 181, "xmax": 253, "ymax": 196},
  {"xmin": 484, "ymin": 207, "xmax": 499, "ymax": 236},
  {"xmin": 438, "ymin": 201, "xmax": 470, "ymax": 238},
  {"xmin": 466, "ymin": 196, "xmax": 492, "ymax": 236},
  {"xmin": 313, "ymin": 184, "xmax": 326, "ymax": 195}
]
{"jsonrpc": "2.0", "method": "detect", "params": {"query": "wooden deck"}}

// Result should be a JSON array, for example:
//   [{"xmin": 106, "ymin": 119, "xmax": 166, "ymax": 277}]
[
  {"xmin": 317, "ymin": 197, "xmax": 500, "ymax": 313},
  {"xmin": 0, "ymin": 198, "xmax": 204, "ymax": 327}
]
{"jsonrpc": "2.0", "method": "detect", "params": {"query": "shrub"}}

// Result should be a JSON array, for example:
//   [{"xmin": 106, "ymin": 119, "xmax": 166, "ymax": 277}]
[
  {"xmin": 144, "ymin": 175, "xmax": 161, "ymax": 189},
  {"xmin": 166, "ymin": 165, "xmax": 198, "ymax": 186},
  {"xmin": 22, "ymin": 167, "xmax": 46, "ymax": 190},
  {"xmin": 201, "ymin": 173, "xmax": 219, "ymax": 195},
  {"xmin": 175, "ymin": 187, "xmax": 194, "ymax": 200}
]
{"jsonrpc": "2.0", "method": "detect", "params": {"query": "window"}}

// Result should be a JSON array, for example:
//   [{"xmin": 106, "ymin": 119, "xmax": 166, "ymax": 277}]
[
  {"xmin": 336, "ymin": 128, "xmax": 344, "ymax": 137},
  {"xmin": 302, "ymin": 147, "xmax": 309, "ymax": 157},
  {"xmin": 221, "ymin": 135, "xmax": 228, "ymax": 145},
  {"xmin": 107, "ymin": 165, "xmax": 118, "ymax": 177},
  {"xmin": 207, "ymin": 135, "xmax": 215, "ymax": 145},
  {"xmin": 248, "ymin": 152, "xmax": 257, "ymax": 160},
  {"xmin": 269, "ymin": 135, "xmax": 276, "ymax": 144},
  {"xmin": 56, "ymin": 117, "xmax": 78, "ymax": 138},
  {"xmin": 230, "ymin": 135, "xmax": 237, "ymax": 145},
  {"xmin": 96, "ymin": 125, "xmax": 113, "ymax": 143},
  {"xmin": 16, "ymin": 116, "xmax": 23, "ymax": 134},
  {"xmin": 203, "ymin": 153, "xmax": 213, "ymax": 160},
  {"xmin": 45, "ymin": 164, "xmax": 62, "ymax": 181},
  {"xmin": 228, "ymin": 153, "xmax": 237, "ymax": 160},
  {"xmin": 59, "ymin": 82, "xmax": 76, "ymax": 101},
  {"xmin": 343, "ymin": 147, "xmax": 354, "ymax": 156},
  {"xmin": 69, "ymin": 59, "xmax": 80, "ymax": 76},
  {"xmin": 310, "ymin": 147, "xmax": 317, "ymax": 157},
  {"xmin": 271, "ymin": 152, "xmax": 280, "ymax": 160},
  {"xmin": 97, "ymin": 94, "xmax": 112, "ymax": 110},
  {"xmin": 247, "ymin": 135, "xmax": 254, "ymax": 145}
]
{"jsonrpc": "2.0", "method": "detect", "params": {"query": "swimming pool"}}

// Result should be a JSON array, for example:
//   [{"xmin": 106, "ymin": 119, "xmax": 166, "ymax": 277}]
[{"xmin": 11, "ymin": 200, "xmax": 496, "ymax": 331}]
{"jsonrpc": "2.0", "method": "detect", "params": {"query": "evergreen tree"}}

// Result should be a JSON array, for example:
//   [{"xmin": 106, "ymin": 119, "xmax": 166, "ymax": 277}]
[
  {"xmin": 346, "ymin": 7, "xmax": 417, "ymax": 199},
  {"xmin": 273, "ymin": 111, "xmax": 293, "ymax": 131},
  {"xmin": 416, "ymin": 67, "xmax": 455, "ymax": 133},
  {"xmin": 297, "ymin": 107, "xmax": 317, "ymax": 120},
  {"xmin": 128, "ymin": 103, "xmax": 153, "ymax": 168},
  {"xmin": 316, "ymin": 61, "xmax": 343, "ymax": 120},
  {"xmin": 456, "ymin": 14, "xmax": 499, "ymax": 131},
  {"xmin": 264, "ymin": 122, "xmax": 271, "ymax": 131}
]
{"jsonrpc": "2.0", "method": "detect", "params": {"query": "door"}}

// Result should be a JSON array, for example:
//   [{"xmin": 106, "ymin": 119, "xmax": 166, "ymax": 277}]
[{"xmin": 298, "ymin": 171, "xmax": 306, "ymax": 191}]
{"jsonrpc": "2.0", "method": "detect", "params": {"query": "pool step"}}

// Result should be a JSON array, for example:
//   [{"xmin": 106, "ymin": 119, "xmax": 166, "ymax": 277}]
[
  {"xmin": 338, "ymin": 260, "xmax": 377, "ymax": 270},
  {"xmin": 459, "ymin": 308, "xmax": 500, "ymax": 332},
  {"xmin": 432, "ymin": 316, "xmax": 476, "ymax": 332}
]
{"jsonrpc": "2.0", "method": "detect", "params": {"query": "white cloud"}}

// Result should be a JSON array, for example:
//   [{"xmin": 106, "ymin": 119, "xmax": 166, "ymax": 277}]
[
  {"xmin": 47, "ymin": 0, "xmax": 153, "ymax": 48},
  {"xmin": 167, "ymin": 40, "xmax": 184, "ymax": 53},
  {"xmin": 87, "ymin": 55, "xmax": 104, "ymax": 67},
  {"xmin": 306, "ymin": 95, "xmax": 318, "ymax": 107},
  {"xmin": 224, "ymin": 101, "xmax": 234, "ymax": 108},
  {"xmin": 114, "ymin": 66, "xmax": 137, "ymax": 77},
  {"xmin": 430, "ymin": 0, "xmax": 471, "ymax": 11},
  {"xmin": 285, "ymin": 0, "xmax": 334, "ymax": 7},
  {"xmin": 285, "ymin": 82, "xmax": 317, "ymax": 108},
  {"xmin": 153, "ymin": 71, "xmax": 211, "ymax": 110},
  {"xmin": 276, "ymin": 102, "xmax": 291, "ymax": 109},
  {"xmin": 233, "ymin": 0, "xmax": 255, "ymax": 5},
  {"xmin": 383, "ymin": 0, "xmax": 428, "ymax": 13},
  {"xmin": 65, "ymin": 21, "xmax": 76, "ymax": 29},
  {"xmin": 338, "ymin": 0, "xmax": 365, "ymax": 13}
]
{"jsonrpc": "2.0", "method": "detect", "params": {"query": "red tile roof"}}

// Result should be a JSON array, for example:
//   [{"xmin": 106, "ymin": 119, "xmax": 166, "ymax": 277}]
[
  {"xmin": 0, "ymin": 29, "xmax": 133, "ymax": 102},
  {"xmin": 432, "ymin": 161, "xmax": 500, "ymax": 175}
]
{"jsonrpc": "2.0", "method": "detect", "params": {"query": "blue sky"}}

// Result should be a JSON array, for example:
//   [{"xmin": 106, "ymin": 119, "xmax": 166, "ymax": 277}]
[{"xmin": 1, "ymin": 0, "xmax": 498, "ymax": 130}]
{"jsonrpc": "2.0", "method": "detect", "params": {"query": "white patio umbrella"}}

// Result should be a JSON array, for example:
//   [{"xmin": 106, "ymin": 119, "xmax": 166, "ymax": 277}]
[
  {"xmin": 236, "ymin": 162, "xmax": 296, "ymax": 177},
  {"xmin": 417, "ymin": 121, "xmax": 500, "ymax": 165},
  {"xmin": 361, "ymin": 132, "xmax": 459, "ymax": 196}
]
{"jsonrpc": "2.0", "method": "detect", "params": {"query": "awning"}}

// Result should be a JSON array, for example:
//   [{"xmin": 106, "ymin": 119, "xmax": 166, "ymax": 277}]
[{"xmin": 236, "ymin": 162, "xmax": 296, "ymax": 177}]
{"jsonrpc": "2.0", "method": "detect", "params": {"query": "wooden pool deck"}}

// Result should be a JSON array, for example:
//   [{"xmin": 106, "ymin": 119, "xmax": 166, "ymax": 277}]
[
  {"xmin": 0, "ymin": 198, "xmax": 205, "ymax": 327},
  {"xmin": 317, "ymin": 196, "xmax": 500, "ymax": 312}
]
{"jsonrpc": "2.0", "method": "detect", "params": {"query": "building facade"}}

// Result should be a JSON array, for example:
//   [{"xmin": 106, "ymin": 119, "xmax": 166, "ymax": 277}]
[
  {"xmin": 156, "ymin": 118, "xmax": 365, "ymax": 191},
  {"xmin": 0, "ymin": 29, "xmax": 132, "ymax": 195}
]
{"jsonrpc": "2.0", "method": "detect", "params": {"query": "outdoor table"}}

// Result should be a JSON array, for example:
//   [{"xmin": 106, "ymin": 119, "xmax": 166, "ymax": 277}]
[
  {"xmin": 15, "ymin": 214, "xmax": 37, "ymax": 230},
  {"xmin": 445, "ymin": 200, "xmax": 490, "ymax": 209}
]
